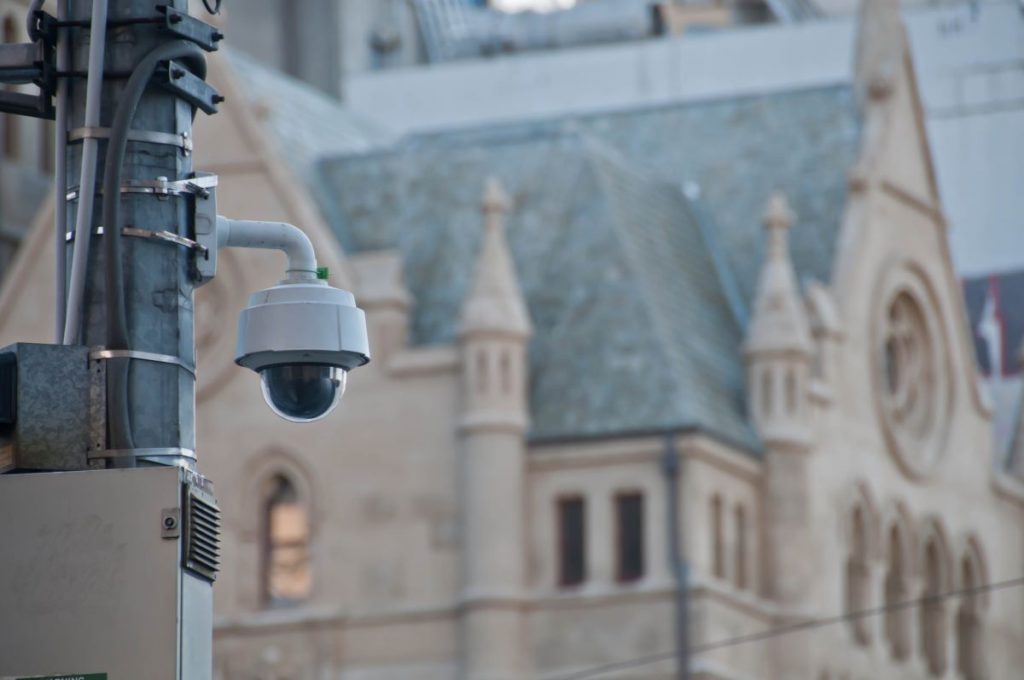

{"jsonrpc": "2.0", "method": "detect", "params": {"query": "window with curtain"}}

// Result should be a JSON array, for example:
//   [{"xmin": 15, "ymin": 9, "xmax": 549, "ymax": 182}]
[{"xmin": 263, "ymin": 474, "xmax": 312, "ymax": 607}]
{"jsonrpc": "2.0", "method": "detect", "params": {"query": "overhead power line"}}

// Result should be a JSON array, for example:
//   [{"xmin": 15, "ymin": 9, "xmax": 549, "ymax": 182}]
[{"xmin": 545, "ymin": 576, "xmax": 1024, "ymax": 680}]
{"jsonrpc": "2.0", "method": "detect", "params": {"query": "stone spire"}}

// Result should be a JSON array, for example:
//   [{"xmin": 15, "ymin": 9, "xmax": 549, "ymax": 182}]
[
  {"xmin": 458, "ymin": 177, "xmax": 532, "ymax": 339},
  {"xmin": 745, "ymin": 193, "xmax": 812, "ymax": 357}
]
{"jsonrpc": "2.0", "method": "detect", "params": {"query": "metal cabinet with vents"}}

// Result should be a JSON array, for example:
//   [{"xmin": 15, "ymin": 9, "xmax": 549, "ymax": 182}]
[{"xmin": 0, "ymin": 466, "xmax": 219, "ymax": 679}]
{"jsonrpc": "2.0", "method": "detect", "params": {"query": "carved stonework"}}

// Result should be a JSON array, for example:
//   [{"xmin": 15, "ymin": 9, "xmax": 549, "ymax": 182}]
[{"xmin": 873, "ymin": 264, "xmax": 951, "ymax": 479}]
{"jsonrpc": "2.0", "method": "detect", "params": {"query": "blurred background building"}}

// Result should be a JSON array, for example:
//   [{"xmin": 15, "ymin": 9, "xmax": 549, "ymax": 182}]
[{"xmin": 1, "ymin": 0, "xmax": 1024, "ymax": 678}]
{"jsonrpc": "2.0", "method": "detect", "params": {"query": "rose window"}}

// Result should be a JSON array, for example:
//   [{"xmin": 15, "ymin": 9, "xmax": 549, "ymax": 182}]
[
  {"xmin": 881, "ymin": 292, "xmax": 935, "ymax": 441},
  {"xmin": 873, "ymin": 271, "xmax": 949, "ymax": 480}
]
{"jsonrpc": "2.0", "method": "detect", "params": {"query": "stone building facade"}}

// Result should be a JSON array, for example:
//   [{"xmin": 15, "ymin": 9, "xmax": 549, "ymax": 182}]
[{"xmin": 0, "ymin": 1, "xmax": 1023, "ymax": 679}]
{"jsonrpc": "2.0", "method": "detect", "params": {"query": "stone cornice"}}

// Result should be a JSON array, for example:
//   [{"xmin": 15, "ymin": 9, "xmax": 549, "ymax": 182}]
[
  {"xmin": 528, "ymin": 431, "xmax": 762, "ymax": 481},
  {"xmin": 387, "ymin": 345, "xmax": 459, "ymax": 378},
  {"xmin": 214, "ymin": 577, "xmax": 782, "ymax": 635},
  {"xmin": 459, "ymin": 411, "xmax": 529, "ymax": 435}
]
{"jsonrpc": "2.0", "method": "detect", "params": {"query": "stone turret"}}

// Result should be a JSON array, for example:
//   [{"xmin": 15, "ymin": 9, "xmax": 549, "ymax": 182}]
[
  {"xmin": 351, "ymin": 250, "xmax": 412, "ymax": 365},
  {"xmin": 456, "ymin": 177, "xmax": 531, "ymax": 680},
  {"xmin": 745, "ymin": 192, "xmax": 813, "ymax": 449},
  {"xmin": 746, "ymin": 195, "xmax": 817, "ymax": 669}
]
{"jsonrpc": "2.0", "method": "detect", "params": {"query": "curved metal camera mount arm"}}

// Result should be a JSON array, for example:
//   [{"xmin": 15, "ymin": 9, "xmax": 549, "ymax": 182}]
[{"xmin": 215, "ymin": 217, "xmax": 318, "ymax": 282}]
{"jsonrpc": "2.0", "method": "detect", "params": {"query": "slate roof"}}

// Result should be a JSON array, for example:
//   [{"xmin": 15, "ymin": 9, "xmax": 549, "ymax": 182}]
[
  {"xmin": 316, "ymin": 85, "xmax": 863, "ymax": 450},
  {"xmin": 224, "ymin": 50, "xmax": 394, "ymax": 185}
]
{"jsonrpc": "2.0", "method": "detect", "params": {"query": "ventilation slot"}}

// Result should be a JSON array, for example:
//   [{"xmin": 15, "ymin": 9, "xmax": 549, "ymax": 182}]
[{"xmin": 184, "ymin": 485, "xmax": 221, "ymax": 583}]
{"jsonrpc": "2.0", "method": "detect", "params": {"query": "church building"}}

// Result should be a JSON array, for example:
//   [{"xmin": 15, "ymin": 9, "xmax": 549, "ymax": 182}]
[{"xmin": 0, "ymin": 0, "xmax": 1021, "ymax": 678}]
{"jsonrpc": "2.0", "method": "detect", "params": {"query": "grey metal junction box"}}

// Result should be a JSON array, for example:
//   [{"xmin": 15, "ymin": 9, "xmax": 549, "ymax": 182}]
[{"xmin": 0, "ymin": 466, "xmax": 219, "ymax": 679}]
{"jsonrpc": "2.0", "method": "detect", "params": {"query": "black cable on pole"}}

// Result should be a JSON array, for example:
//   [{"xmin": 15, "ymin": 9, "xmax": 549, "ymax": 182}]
[
  {"xmin": 202, "ymin": 0, "xmax": 222, "ymax": 15},
  {"xmin": 101, "ymin": 39, "xmax": 207, "ymax": 350},
  {"xmin": 100, "ymin": 40, "xmax": 207, "ymax": 458},
  {"xmin": 544, "ymin": 576, "xmax": 1024, "ymax": 680}
]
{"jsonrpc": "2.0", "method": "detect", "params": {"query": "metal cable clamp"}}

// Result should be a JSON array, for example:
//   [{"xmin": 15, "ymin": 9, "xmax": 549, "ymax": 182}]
[
  {"xmin": 89, "ymin": 348, "xmax": 196, "ymax": 377},
  {"xmin": 66, "ymin": 173, "xmax": 218, "ymax": 201},
  {"xmin": 65, "ymin": 225, "xmax": 206, "ymax": 255},
  {"xmin": 68, "ymin": 126, "xmax": 193, "ymax": 154}
]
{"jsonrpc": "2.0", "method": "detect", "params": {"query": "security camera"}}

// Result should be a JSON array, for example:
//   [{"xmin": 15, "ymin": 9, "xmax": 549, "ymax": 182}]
[
  {"xmin": 235, "ymin": 282, "xmax": 370, "ymax": 422},
  {"xmin": 202, "ymin": 216, "xmax": 370, "ymax": 423}
]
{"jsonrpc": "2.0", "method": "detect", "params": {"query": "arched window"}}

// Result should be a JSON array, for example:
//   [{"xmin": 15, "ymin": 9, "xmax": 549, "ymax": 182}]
[
  {"xmin": 476, "ymin": 348, "xmax": 488, "ymax": 393},
  {"xmin": 500, "ymin": 350, "xmax": 512, "ymax": 394},
  {"xmin": 760, "ymin": 369, "xmax": 773, "ymax": 418},
  {"xmin": 734, "ymin": 504, "xmax": 747, "ymax": 591},
  {"xmin": 957, "ymin": 550, "xmax": 985, "ymax": 680},
  {"xmin": 785, "ymin": 369, "xmax": 797, "ymax": 415},
  {"xmin": 884, "ymin": 525, "xmax": 910, "ymax": 660},
  {"xmin": 920, "ymin": 538, "xmax": 947, "ymax": 676},
  {"xmin": 711, "ymin": 494, "xmax": 725, "ymax": 580},
  {"xmin": 2, "ymin": 15, "xmax": 19, "ymax": 161},
  {"xmin": 846, "ymin": 506, "xmax": 871, "ymax": 645},
  {"xmin": 262, "ymin": 474, "xmax": 312, "ymax": 607}
]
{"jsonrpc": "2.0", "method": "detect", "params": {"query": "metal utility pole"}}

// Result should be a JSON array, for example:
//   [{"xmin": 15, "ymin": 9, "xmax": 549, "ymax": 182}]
[
  {"xmin": 0, "ymin": 3, "xmax": 369, "ymax": 675},
  {"xmin": 0, "ymin": 1, "xmax": 224, "ymax": 677},
  {"xmin": 66, "ymin": 0, "xmax": 221, "ymax": 469},
  {"xmin": 662, "ymin": 432, "xmax": 690, "ymax": 680}
]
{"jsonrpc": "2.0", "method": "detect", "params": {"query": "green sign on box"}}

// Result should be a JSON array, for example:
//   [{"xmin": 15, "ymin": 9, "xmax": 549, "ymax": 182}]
[{"xmin": 9, "ymin": 675, "xmax": 107, "ymax": 680}]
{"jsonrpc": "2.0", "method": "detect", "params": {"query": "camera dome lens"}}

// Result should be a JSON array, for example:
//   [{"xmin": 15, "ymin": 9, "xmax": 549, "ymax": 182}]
[{"xmin": 259, "ymin": 364, "xmax": 347, "ymax": 423}]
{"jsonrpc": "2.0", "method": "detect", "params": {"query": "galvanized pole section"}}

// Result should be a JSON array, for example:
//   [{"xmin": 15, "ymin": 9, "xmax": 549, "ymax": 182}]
[
  {"xmin": 662, "ymin": 433, "xmax": 690, "ymax": 680},
  {"xmin": 65, "ymin": 0, "xmax": 200, "ymax": 469}
]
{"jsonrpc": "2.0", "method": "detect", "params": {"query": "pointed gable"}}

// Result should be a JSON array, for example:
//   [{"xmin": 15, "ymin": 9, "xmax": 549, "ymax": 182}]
[{"xmin": 853, "ymin": 0, "xmax": 941, "ymax": 213}]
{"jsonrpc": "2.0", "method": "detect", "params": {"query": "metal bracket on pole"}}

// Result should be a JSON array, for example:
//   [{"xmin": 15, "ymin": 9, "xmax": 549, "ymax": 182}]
[
  {"xmin": 191, "ymin": 172, "xmax": 219, "ymax": 285},
  {"xmin": 157, "ymin": 5, "xmax": 224, "ymax": 52},
  {"xmin": 162, "ymin": 60, "xmax": 222, "ymax": 114},
  {"xmin": 0, "ymin": 39, "xmax": 56, "ymax": 119}
]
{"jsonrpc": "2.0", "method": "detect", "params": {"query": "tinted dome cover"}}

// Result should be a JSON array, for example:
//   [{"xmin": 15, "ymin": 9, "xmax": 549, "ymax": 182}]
[{"xmin": 259, "ymin": 364, "xmax": 347, "ymax": 423}]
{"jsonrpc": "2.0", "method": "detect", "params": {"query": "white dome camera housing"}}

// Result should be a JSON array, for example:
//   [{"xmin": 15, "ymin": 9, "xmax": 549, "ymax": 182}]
[{"xmin": 235, "ymin": 282, "xmax": 370, "ymax": 422}]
